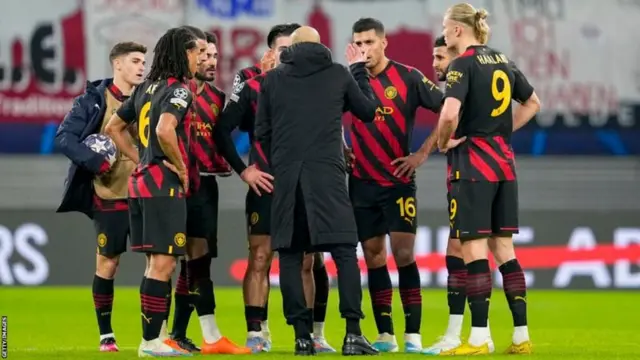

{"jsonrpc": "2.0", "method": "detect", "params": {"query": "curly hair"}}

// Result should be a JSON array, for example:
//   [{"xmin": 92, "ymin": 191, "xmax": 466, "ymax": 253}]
[{"xmin": 146, "ymin": 27, "xmax": 197, "ymax": 81}]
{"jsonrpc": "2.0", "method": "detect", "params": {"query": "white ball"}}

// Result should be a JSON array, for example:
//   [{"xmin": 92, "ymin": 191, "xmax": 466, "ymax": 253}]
[{"xmin": 83, "ymin": 133, "xmax": 118, "ymax": 165}]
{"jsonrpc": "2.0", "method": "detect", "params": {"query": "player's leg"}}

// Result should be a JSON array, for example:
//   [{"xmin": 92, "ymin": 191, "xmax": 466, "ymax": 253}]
[
  {"xmin": 92, "ymin": 207, "xmax": 128, "ymax": 352},
  {"xmin": 243, "ymin": 191, "xmax": 274, "ymax": 352},
  {"xmin": 302, "ymin": 252, "xmax": 315, "ymax": 310},
  {"xmin": 489, "ymin": 181, "xmax": 531, "ymax": 354},
  {"xmin": 189, "ymin": 177, "xmax": 250, "ymax": 355},
  {"xmin": 441, "ymin": 181, "xmax": 496, "ymax": 356},
  {"xmin": 137, "ymin": 197, "xmax": 189, "ymax": 357},
  {"xmin": 166, "ymin": 257, "xmax": 196, "ymax": 351},
  {"xmin": 349, "ymin": 178, "xmax": 396, "ymax": 351},
  {"xmin": 385, "ymin": 184, "xmax": 421, "ymax": 352},
  {"xmin": 311, "ymin": 252, "xmax": 335, "ymax": 352},
  {"xmin": 423, "ymin": 194, "xmax": 466, "ymax": 354}
]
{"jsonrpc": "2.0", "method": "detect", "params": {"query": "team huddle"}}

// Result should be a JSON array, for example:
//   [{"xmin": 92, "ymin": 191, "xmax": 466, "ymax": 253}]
[{"xmin": 55, "ymin": 2, "xmax": 540, "ymax": 358}]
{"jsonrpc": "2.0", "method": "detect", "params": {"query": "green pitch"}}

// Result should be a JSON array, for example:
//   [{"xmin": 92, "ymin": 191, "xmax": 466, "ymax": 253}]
[{"xmin": 2, "ymin": 288, "xmax": 639, "ymax": 359}]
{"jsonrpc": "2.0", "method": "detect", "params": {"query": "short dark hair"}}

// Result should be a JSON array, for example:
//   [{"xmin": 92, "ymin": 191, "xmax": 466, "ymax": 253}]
[
  {"xmin": 205, "ymin": 32, "xmax": 218, "ymax": 45},
  {"xmin": 266, "ymin": 23, "xmax": 301, "ymax": 48},
  {"xmin": 182, "ymin": 25, "xmax": 206, "ymax": 40},
  {"xmin": 352, "ymin": 18, "xmax": 385, "ymax": 35},
  {"xmin": 147, "ymin": 27, "xmax": 198, "ymax": 81},
  {"xmin": 109, "ymin": 42, "xmax": 147, "ymax": 63},
  {"xmin": 434, "ymin": 35, "xmax": 446, "ymax": 47}
]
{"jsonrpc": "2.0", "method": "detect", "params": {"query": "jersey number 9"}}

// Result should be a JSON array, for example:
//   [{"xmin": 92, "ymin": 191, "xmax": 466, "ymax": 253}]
[
  {"xmin": 490, "ymin": 70, "xmax": 511, "ymax": 118},
  {"xmin": 138, "ymin": 102, "xmax": 151, "ymax": 148}
]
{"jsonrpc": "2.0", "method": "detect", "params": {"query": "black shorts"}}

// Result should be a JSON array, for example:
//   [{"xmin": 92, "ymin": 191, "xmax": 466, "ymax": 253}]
[
  {"xmin": 245, "ymin": 189, "xmax": 271, "ymax": 236},
  {"xmin": 348, "ymin": 177, "xmax": 417, "ymax": 242},
  {"xmin": 449, "ymin": 180, "xmax": 519, "ymax": 241},
  {"xmin": 129, "ymin": 197, "xmax": 187, "ymax": 256},
  {"xmin": 187, "ymin": 176, "xmax": 219, "ymax": 257},
  {"xmin": 93, "ymin": 200, "xmax": 130, "ymax": 256}
]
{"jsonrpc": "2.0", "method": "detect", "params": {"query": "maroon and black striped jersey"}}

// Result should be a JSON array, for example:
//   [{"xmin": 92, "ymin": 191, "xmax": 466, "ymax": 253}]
[
  {"xmin": 192, "ymin": 82, "xmax": 231, "ymax": 175},
  {"xmin": 349, "ymin": 60, "xmax": 443, "ymax": 187},
  {"xmin": 215, "ymin": 74, "xmax": 270, "ymax": 174},
  {"xmin": 444, "ymin": 45, "xmax": 534, "ymax": 182},
  {"xmin": 233, "ymin": 64, "xmax": 262, "ymax": 89},
  {"xmin": 117, "ymin": 78, "xmax": 193, "ymax": 198}
]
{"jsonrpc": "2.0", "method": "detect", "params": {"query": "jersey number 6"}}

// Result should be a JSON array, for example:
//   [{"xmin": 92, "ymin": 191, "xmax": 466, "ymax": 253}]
[
  {"xmin": 138, "ymin": 102, "xmax": 151, "ymax": 148},
  {"xmin": 490, "ymin": 69, "xmax": 512, "ymax": 118}
]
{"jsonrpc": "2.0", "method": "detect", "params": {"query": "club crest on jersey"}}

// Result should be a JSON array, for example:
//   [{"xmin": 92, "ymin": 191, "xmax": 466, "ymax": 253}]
[
  {"xmin": 211, "ymin": 104, "xmax": 220, "ymax": 116},
  {"xmin": 174, "ymin": 232, "xmax": 186, "ymax": 247},
  {"xmin": 384, "ymin": 86, "xmax": 397, "ymax": 100},
  {"xmin": 97, "ymin": 233, "xmax": 107, "ymax": 247},
  {"xmin": 250, "ymin": 212, "xmax": 259, "ymax": 225}
]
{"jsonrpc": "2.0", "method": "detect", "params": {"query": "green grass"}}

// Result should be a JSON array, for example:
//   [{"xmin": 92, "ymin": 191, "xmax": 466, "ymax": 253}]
[{"xmin": 1, "ymin": 287, "xmax": 639, "ymax": 359}]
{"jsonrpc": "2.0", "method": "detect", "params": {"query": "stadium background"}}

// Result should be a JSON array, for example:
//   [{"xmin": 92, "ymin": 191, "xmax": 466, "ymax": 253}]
[{"xmin": 0, "ymin": 0, "xmax": 638, "ymax": 291}]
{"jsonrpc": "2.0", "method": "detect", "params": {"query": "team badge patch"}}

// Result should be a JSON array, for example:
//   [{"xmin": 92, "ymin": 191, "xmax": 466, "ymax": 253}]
[
  {"xmin": 174, "ymin": 232, "xmax": 187, "ymax": 247},
  {"xmin": 97, "ymin": 233, "xmax": 107, "ymax": 247},
  {"xmin": 384, "ymin": 86, "xmax": 397, "ymax": 100},
  {"xmin": 250, "ymin": 212, "xmax": 259, "ymax": 225}
]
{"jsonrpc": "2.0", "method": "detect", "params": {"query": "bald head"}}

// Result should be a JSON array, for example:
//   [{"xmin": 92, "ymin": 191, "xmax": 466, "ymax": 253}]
[{"xmin": 291, "ymin": 26, "xmax": 321, "ymax": 44}]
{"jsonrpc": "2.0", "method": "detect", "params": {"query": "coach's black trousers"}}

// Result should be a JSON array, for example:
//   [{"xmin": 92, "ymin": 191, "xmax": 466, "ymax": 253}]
[{"xmin": 279, "ymin": 244, "xmax": 364, "ymax": 335}]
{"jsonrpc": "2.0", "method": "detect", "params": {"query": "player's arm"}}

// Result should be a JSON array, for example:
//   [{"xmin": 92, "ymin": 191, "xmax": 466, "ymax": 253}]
[
  {"xmin": 510, "ymin": 61, "xmax": 541, "ymax": 131},
  {"xmin": 156, "ymin": 87, "xmax": 193, "ymax": 173},
  {"xmin": 213, "ymin": 83, "xmax": 251, "ymax": 175},
  {"xmin": 254, "ymin": 78, "xmax": 272, "ymax": 155},
  {"xmin": 55, "ymin": 94, "xmax": 111, "ymax": 174},
  {"xmin": 437, "ymin": 58, "xmax": 469, "ymax": 151},
  {"xmin": 410, "ymin": 69, "xmax": 444, "ymax": 156},
  {"xmin": 105, "ymin": 94, "xmax": 140, "ymax": 164},
  {"xmin": 344, "ymin": 63, "xmax": 377, "ymax": 122}
]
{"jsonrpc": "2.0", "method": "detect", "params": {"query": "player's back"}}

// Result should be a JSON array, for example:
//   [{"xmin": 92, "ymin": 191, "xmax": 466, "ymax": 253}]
[
  {"xmin": 453, "ymin": 46, "xmax": 514, "ymax": 139},
  {"xmin": 130, "ymin": 78, "xmax": 193, "ymax": 197},
  {"xmin": 445, "ymin": 45, "xmax": 527, "ymax": 182}
]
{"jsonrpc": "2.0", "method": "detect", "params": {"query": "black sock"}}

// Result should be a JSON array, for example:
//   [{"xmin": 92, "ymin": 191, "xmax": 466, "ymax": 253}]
[
  {"xmin": 346, "ymin": 318, "xmax": 362, "ymax": 336},
  {"xmin": 446, "ymin": 256, "xmax": 467, "ymax": 315},
  {"xmin": 92, "ymin": 275, "xmax": 114, "ymax": 336},
  {"xmin": 499, "ymin": 259, "xmax": 528, "ymax": 326},
  {"xmin": 165, "ymin": 278, "xmax": 172, "ymax": 322},
  {"xmin": 171, "ymin": 260, "xmax": 193, "ymax": 339},
  {"xmin": 313, "ymin": 265, "xmax": 329, "ymax": 323},
  {"xmin": 139, "ymin": 276, "xmax": 147, "ymax": 329},
  {"xmin": 466, "ymin": 259, "xmax": 492, "ymax": 328},
  {"xmin": 367, "ymin": 265, "xmax": 394, "ymax": 335},
  {"xmin": 245, "ymin": 306, "xmax": 264, "ymax": 332},
  {"xmin": 398, "ymin": 262, "xmax": 422, "ymax": 334},
  {"xmin": 141, "ymin": 278, "xmax": 170, "ymax": 341},
  {"xmin": 294, "ymin": 309, "xmax": 312, "ymax": 340},
  {"xmin": 187, "ymin": 256, "xmax": 215, "ymax": 316}
]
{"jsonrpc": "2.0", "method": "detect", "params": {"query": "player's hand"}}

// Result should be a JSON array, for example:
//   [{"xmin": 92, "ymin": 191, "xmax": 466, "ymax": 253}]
[
  {"xmin": 163, "ymin": 160, "xmax": 189, "ymax": 193},
  {"xmin": 260, "ymin": 50, "xmax": 276, "ymax": 72},
  {"xmin": 241, "ymin": 165, "xmax": 274, "ymax": 196},
  {"xmin": 391, "ymin": 152, "xmax": 428, "ymax": 178},
  {"xmin": 438, "ymin": 136, "xmax": 467, "ymax": 153},
  {"xmin": 344, "ymin": 146, "xmax": 355, "ymax": 169},
  {"xmin": 346, "ymin": 43, "xmax": 369, "ymax": 65}
]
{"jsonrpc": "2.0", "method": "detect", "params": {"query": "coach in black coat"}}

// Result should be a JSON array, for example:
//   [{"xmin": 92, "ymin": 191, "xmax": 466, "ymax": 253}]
[{"xmin": 254, "ymin": 26, "xmax": 379, "ymax": 356}]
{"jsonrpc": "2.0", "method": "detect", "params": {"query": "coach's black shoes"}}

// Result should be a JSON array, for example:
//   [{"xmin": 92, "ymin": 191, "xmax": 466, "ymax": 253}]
[
  {"xmin": 342, "ymin": 334, "xmax": 379, "ymax": 356},
  {"xmin": 295, "ymin": 338, "xmax": 316, "ymax": 356}
]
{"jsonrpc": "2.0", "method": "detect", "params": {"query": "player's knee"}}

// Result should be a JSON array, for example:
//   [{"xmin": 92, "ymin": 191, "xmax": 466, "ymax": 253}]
[
  {"xmin": 187, "ymin": 237, "xmax": 208, "ymax": 259},
  {"xmin": 150, "ymin": 254, "xmax": 177, "ymax": 279},
  {"xmin": 302, "ymin": 253, "xmax": 314, "ymax": 272},
  {"xmin": 390, "ymin": 233, "xmax": 415, "ymax": 266},
  {"xmin": 249, "ymin": 243, "xmax": 272, "ymax": 274},
  {"xmin": 446, "ymin": 237, "xmax": 463, "ymax": 258},
  {"xmin": 488, "ymin": 236, "xmax": 516, "ymax": 266},
  {"xmin": 363, "ymin": 240, "xmax": 387, "ymax": 268},
  {"xmin": 96, "ymin": 254, "xmax": 120, "ymax": 278},
  {"xmin": 461, "ymin": 238, "xmax": 489, "ymax": 263}
]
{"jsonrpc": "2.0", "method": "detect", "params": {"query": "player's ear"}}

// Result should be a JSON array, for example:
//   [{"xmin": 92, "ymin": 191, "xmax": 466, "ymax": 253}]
[{"xmin": 381, "ymin": 37, "xmax": 388, "ymax": 50}]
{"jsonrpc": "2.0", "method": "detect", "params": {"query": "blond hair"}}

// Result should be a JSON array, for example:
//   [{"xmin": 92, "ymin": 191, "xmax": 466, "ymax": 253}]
[{"xmin": 445, "ymin": 3, "xmax": 490, "ymax": 45}]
